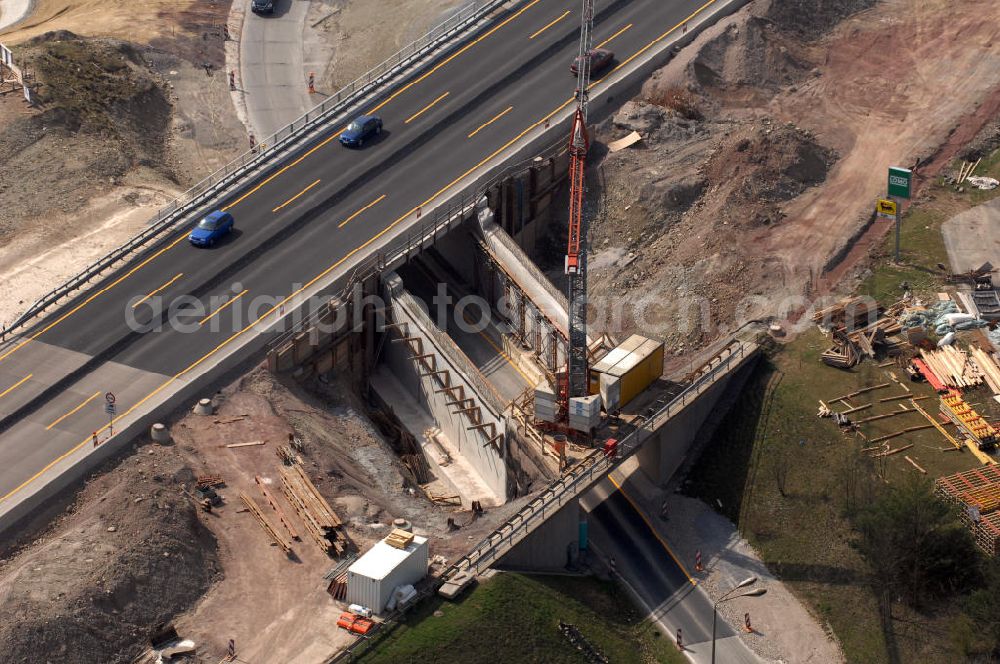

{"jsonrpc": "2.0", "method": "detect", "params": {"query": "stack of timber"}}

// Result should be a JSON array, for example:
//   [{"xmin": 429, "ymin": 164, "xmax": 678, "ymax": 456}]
[
  {"xmin": 279, "ymin": 463, "xmax": 346, "ymax": 555},
  {"xmin": 822, "ymin": 331, "xmax": 861, "ymax": 368},
  {"xmin": 940, "ymin": 390, "xmax": 998, "ymax": 450},
  {"xmin": 970, "ymin": 346, "xmax": 1000, "ymax": 395},
  {"xmin": 936, "ymin": 467, "xmax": 1000, "ymax": 555},
  {"xmin": 812, "ymin": 297, "xmax": 883, "ymax": 331},
  {"xmin": 920, "ymin": 347, "xmax": 984, "ymax": 388},
  {"xmin": 386, "ymin": 528, "xmax": 415, "ymax": 550},
  {"xmin": 240, "ymin": 491, "xmax": 292, "ymax": 555}
]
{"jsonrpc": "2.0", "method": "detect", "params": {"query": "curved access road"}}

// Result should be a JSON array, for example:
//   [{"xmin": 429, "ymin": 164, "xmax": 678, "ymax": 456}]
[{"xmin": 239, "ymin": 0, "xmax": 315, "ymax": 137}]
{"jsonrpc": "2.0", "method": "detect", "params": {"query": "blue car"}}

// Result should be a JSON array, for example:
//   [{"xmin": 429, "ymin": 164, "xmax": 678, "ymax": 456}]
[
  {"xmin": 189, "ymin": 211, "xmax": 234, "ymax": 247},
  {"xmin": 339, "ymin": 115, "xmax": 382, "ymax": 148}
]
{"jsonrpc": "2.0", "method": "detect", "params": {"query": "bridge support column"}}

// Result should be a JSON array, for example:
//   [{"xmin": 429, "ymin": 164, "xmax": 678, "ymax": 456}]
[{"xmin": 494, "ymin": 497, "xmax": 583, "ymax": 572}]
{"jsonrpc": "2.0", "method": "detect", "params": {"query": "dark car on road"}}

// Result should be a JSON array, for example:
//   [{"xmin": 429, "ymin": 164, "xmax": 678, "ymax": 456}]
[
  {"xmin": 251, "ymin": 0, "xmax": 273, "ymax": 14},
  {"xmin": 189, "ymin": 211, "xmax": 234, "ymax": 247},
  {"xmin": 571, "ymin": 48, "xmax": 614, "ymax": 76},
  {"xmin": 339, "ymin": 115, "xmax": 383, "ymax": 148}
]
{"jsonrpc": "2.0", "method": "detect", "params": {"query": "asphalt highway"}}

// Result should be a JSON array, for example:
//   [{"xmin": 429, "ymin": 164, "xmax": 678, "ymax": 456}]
[{"xmin": 0, "ymin": 0, "xmax": 722, "ymax": 504}]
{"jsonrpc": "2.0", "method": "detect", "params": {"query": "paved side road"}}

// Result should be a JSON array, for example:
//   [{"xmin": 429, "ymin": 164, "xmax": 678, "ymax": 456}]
[
  {"xmin": 239, "ymin": 0, "xmax": 315, "ymax": 137},
  {"xmin": 582, "ymin": 476, "xmax": 761, "ymax": 664},
  {"xmin": 941, "ymin": 196, "xmax": 1000, "ymax": 273}
]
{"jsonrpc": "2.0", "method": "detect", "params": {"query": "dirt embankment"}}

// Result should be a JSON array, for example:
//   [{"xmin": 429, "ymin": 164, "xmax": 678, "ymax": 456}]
[
  {"xmin": 0, "ymin": 445, "xmax": 219, "ymax": 664},
  {"xmin": 577, "ymin": 0, "xmax": 1000, "ymax": 358},
  {"xmin": 0, "ymin": 33, "xmax": 173, "ymax": 238}
]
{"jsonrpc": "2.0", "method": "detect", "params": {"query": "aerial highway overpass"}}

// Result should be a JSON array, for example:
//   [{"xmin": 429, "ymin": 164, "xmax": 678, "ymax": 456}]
[{"xmin": 0, "ymin": 0, "xmax": 747, "ymax": 531}]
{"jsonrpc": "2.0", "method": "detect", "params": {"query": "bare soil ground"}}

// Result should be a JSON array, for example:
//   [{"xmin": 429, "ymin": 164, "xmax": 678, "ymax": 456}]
[
  {"xmin": 581, "ymin": 0, "xmax": 1000, "ymax": 366},
  {"xmin": 0, "ymin": 365, "xmax": 526, "ymax": 663},
  {"xmin": 0, "ymin": 22, "xmax": 244, "ymax": 326}
]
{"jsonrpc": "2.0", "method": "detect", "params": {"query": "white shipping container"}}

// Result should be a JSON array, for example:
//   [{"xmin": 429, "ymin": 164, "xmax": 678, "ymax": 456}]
[{"xmin": 347, "ymin": 534, "xmax": 429, "ymax": 614}]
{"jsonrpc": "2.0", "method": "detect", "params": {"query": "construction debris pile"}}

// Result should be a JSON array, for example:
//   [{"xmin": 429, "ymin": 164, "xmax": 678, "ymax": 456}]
[
  {"xmin": 937, "ymin": 467, "xmax": 1000, "ymax": 556},
  {"xmin": 813, "ymin": 297, "xmax": 904, "ymax": 368},
  {"xmin": 816, "ymin": 292, "xmax": 1000, "ymax": 473}
]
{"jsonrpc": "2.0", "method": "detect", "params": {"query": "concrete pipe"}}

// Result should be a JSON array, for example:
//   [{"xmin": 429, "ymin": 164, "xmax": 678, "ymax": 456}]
[
  {"xmin": 193, "ymin": 398, "xmax": 214, "ymax": 415},
  {"xmin": 392, "ymin": 518, "xmax": 413, "ymax": 532},
  {"xmin": 150, "ymin": 423, "xmax": 172, "ymax": 443}
]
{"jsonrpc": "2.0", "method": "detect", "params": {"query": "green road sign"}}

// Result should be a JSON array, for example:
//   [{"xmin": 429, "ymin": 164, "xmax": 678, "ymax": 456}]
[{"xmin": 888, "ymin": 166, "xmax": 912, "ymax": 199}]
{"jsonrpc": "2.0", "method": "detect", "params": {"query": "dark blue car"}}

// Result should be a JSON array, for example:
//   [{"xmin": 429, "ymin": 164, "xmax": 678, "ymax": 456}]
[
  {"xmin": 339, "ymin": 115, "xmax": 382, "ymax": 148},
  {"xmin": 189, "ymin": 211, "xmax": 234, "ymax": 247}
]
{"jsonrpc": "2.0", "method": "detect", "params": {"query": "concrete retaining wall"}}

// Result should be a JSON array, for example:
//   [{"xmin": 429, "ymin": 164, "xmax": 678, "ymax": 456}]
[{"xmin": 382, "ymin": 273, "xmax": 509, "ymax": 500}]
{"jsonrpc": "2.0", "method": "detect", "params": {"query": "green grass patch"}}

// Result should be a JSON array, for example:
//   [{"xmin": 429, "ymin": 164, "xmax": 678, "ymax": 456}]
[{"xmin": 357, "ymin": 573, "xmax": 684, "ymax": 664}]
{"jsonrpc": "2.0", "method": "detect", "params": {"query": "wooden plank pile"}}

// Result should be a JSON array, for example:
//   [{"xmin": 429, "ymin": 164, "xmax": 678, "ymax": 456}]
[
  {"xmin": 812, "ymin": 297, "xmax": 883, "ymax": 331},
  {"xmin": 817, "ymin": 300, "xmax": 905, "ymax": 368},
  {"xmin": 386, "ymin": 528, "xmax": 415, "ymax": 550},
  {"xmin": 822, "ymin": 331, "xmax": 861, "ymax": 368},
  {"xmin": 279, "ymin": 464, "xmax": 346, "ymax": 556},
  {"xmin": 920, "ymin": 346, "xmax": 984, "ymax": 388},
  {"xmin": 240, "ymin": 491, "xmax": 292, "ymax": 555},
  {"xmin": 970, "ymin": 346, "xmax": 1000, "ymax": 395}
]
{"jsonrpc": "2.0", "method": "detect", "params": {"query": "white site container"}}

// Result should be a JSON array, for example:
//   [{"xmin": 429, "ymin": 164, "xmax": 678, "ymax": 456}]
[{"xmin": 347, "ymin": 534, "xmax": 429, "ymax": 615}]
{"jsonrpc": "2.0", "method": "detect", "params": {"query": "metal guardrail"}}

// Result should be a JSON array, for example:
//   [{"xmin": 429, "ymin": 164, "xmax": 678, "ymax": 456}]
[
  {"xmin": 266, "ymin": 134, "xmax": 569, "ymax": 353},
  {"xmin": 441, "ymin": 337, "xmax": 756, "ymax": 580},
  {"xmin": 0, "ymin": 0, "xmax": 519, "ymax": 344}
]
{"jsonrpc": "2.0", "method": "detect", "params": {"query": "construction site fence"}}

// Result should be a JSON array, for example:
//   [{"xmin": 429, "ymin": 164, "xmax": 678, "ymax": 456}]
[
  {"xmin": 0, "ymin": 0, "xmax": 522, "ymax": 345},
  {"xmin": 442, "ymin": 336, "xmax": 754, "ymax": 581}
]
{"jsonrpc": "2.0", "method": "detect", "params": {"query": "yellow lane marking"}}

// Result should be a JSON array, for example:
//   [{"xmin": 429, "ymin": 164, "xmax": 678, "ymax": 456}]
[
  {"xmin": 607, "ymin": 474, "xmax": 697, "ymax": 586},
  {"xmin": 222, "ymin": 0, "xmax": 544, "ymax": 212},
  {"xmin": 0, "ymin": 235, "xmax": 189, "ymax": 365},
  {"xmin": 338, "ymin": 194, "xmax": 387, "ymax": 228},
  {"xmin": 132, "ymin": 273, "xmax": 184, "ymax": 309},
  {"xmin": 596, "ymin": 0, "xmax": 717, "ymax": 85},
  {"xmin": 596, "ymin": 23, "xmax": 632, "ymax": 49},
  {"xmin": 273, "ymin": 179, "xmax": 321, "ymax": 212},
  {"xmin": 0, "ymin": 1, "xmax": 719, "ymax": 506},
  {"xmin": 0, "ymin": 0, "xmax": 545, "ymax": 371},
  {"xmin": 199, "ymin": 289, "xmax": 249, "ymax": 326},
  {"xmin": 0, "ymin": 374, "xmax": 32, "ymax": 401},
  {"xmin": 529, "ymin": 9, "xmax": 569, "ymax": 39},
  {"xmin": 45, "ymin": 391, "xmax": 101, "ymax": 431},
  {"xmin": 468, "ymin": 106, "xmax": 514, "ymax": 139},
  {"xmin": 405, "ymin": 92, "xmax": 450, "ymax": 124}
]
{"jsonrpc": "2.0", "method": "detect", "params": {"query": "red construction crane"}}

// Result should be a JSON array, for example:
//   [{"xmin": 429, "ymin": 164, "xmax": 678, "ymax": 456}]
[{"xmin": 563, "ymin": 0, "xmax": 596, "ymax": 418}]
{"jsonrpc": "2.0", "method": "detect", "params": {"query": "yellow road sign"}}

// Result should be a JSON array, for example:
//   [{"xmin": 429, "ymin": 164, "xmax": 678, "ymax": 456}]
[{"xmin": 877, "ymin": 199, "xmax": 897, "ymax": 217}]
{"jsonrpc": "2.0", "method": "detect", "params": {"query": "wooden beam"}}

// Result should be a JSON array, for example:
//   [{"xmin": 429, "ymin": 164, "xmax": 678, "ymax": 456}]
[
  {"xmin": 879, "ymin": 394, "xmax": 929, "ymax": 403},
  {"xmin": 905, "ymin": 455, "xmax": 927, "ymax": 474},
  {"xmin": 827, "ymin": 383, "xmax": 891, "ymax": 402},
  {"xmin": 452, "ymin": 406, "xmax": 481, "ymax": 415},
  {"xmin": 467, "ymin": 422, "xmax": 495, "ymax": 432},
  {"xmin": 867, "ymin": 424, "xmax": 935, "ymax": 444}
]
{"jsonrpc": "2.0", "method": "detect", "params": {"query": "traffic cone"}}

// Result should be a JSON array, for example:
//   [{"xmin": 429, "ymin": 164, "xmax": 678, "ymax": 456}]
[{"xmin": 695, "ymin": 549, "xmax": 703, "ymax": 572}]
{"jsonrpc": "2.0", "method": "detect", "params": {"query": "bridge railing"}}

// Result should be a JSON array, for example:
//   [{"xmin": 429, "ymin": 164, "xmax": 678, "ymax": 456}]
[
  {"xmin": 0, "ymin": 0, "xmax": 521, "ymax": 345},
  {"xmin": 441, "ymin": 337, "xmax": 755, "ymax": 580}
]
